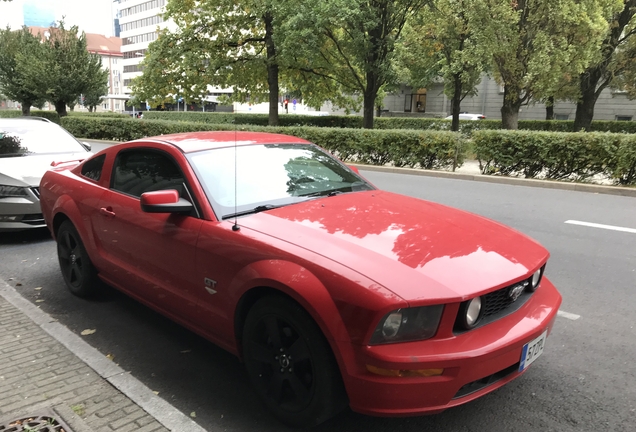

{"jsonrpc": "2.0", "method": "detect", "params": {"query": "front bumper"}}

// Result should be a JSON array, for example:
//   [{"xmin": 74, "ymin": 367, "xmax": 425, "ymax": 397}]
[
  {"xmin": 0, "ymin": 188, "xmax": 46, "ymax": 231},
  {"xmin": 344, "ymin": 277, "xmax": 562, "ymax": 416}
]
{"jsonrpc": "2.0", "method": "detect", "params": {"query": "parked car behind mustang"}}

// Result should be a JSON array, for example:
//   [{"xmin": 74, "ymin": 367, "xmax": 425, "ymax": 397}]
[
  {"xmin": 0, "ymin": 117, "xmax": 90, "ymax": 231},
  {"xmin": 39, "ymin": 131, "xmax": 561, "ymax": 427}
]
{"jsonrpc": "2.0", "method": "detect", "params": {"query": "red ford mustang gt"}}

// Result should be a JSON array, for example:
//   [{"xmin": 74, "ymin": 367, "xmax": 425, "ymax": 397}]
[{"xmin": 40, "ymin": 131, "xmax": 561, "ymax": 426}]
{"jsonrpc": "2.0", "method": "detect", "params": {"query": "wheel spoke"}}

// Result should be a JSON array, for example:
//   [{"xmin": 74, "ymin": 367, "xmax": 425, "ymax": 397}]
[
  {"xmin": 263, "ymin": 316, "xmax": 282, "ymax": 349},
  {"xmin": 287, "ymin": 338, "xmax": 310, "ymax": 362},
  {"xmin": 63, "ymin": 232, "xmax": 73, "ymax": 251},
  {"xmin": 248, "ymin": 340, "xmax": 276, "ymax": 365},
  {"xmin": 58, "ymin": 243, "xmax": 70, "ymax": 260},
  {"xmin": 266, "ymin": 372, "xmax": 284, "ymax": 403},
  {"xmin": 288, "ymin": 373, "xmax": 310, "ymax": 401},
  {"xmin": 70, "ymin": 263, "xmax": 81, "ymax": 284},
  {"xmin": 64, "ymin": 260, "xmax": 74, "ymax": 282}
]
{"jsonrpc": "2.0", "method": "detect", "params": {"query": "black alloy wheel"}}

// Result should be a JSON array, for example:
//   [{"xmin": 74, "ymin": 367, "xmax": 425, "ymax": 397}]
[
  {"xmin": 57, "ymin": 220, "xmax": 98, "ymax": 297},
  {"xmin": 242, "ymin": 295, "xmax": 347, "ymax": 427}
]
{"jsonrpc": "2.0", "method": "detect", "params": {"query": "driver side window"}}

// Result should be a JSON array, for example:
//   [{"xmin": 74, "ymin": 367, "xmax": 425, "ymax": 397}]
[{"xmin": 112, "ymin": 149, "xmax": 186, "ymax": 198}]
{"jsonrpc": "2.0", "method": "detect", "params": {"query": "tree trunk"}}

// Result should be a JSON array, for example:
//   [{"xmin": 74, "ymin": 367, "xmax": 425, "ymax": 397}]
[
  {"xmin": 362, "ymin": 86, "xmax": 376, "ymax": 129},
  {"xmin": 501, "ymin": 98, "xmax": 521, "ymax": 130},
  {"xmin": 264, "ymin": 13, "xmax": 279, "ymax": 127},
  {"xmin": 574, "ymin": 72, "xmax": 601, "ymax": 132},
  {"xmin": 545, "ymin": 96, "xmax": 554, "ymax": 120},
  {"xmin": 21, "ymin": 104, "xmax": 31, "ymax": 116},
  {"xmin": 54, "ymin": 100, "xmax": 68, "ymax": 117},
  {"xmin": 450, "ymin": 73, "xmax": 462, "ymax": 132}
]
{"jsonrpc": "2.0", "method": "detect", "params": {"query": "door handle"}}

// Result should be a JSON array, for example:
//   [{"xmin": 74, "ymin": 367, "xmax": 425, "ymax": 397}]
[{"xmin": 99, "ymin": 207, "xmax": 116, "ymax": 218}]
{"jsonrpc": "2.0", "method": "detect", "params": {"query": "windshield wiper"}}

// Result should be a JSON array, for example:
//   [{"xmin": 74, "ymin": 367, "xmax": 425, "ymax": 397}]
[
  {"xmin": 301, "ymin": 190, "xmax": 345, "ymax": 198},
  {"xmin": 222, "ymin": 204, "xmax": 281, "ymax": 220}
]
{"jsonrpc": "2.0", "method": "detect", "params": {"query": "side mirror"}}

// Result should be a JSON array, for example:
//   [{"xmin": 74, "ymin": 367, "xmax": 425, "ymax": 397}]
[
  {"xmin": 348, "ymin": 165, "xmax": 360, "ymax": 174},
  {"xmin": 81, "ymin": 141, "xmax": 92, "ymax": 151},
  {"xmin": 140, "ymin": 189, "xmax": 193, "ymax": 214}
]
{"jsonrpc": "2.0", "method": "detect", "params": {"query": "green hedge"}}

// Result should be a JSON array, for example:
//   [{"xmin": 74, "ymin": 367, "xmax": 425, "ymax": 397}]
[
  {"xmin": 67, "ymin": 111, "xmax": 130, "ymax": 118},
  {"xmin": 142, "ymin": 111, "xmax": 636, "ymax": 133},
  {"xmin": 0, "ymin": 110, "xmax": 61, "ymax": 124},
  {"xmin": 474, "ymin": 130, "xmax": 636, "ymax": 185},
  {"xmin": 60, "ymin": 116, "xmax": 466, "ymax": 170}
]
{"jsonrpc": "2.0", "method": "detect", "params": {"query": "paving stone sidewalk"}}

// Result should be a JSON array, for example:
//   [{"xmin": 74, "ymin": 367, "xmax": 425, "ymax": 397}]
[{"xmin": 0, "ymin": 278, "xmax": 208, "ymax": 432}]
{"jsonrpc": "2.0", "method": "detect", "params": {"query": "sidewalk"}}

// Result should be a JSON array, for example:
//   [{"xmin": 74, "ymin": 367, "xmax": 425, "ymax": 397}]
[{"xmin": 0, "ymin": 279, "xmax": 206, "ymax": 432}]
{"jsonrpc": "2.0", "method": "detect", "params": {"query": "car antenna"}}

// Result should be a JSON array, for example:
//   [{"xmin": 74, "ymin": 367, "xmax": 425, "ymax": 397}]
[{"xmin": 232, "ymin": 118, "xmax": 240, "ymax": 231}]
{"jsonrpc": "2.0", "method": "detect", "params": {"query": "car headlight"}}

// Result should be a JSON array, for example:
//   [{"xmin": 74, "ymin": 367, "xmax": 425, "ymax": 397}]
[
  {"xmin": 0, "ymin": 185, "xmax": 29, "ymax": 198},
  {"xmin": 457, "ymin": 296, "xmax": 483, "ymax": 330},
  {"xmin": 369, "ymin": 305, "xmax": 444, "ymax": 345}
]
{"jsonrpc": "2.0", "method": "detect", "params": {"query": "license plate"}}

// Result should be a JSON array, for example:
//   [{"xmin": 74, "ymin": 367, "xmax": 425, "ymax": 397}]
[{"xmin": 519, "ymin": 330, "xmax": 547, "ymax": 372}]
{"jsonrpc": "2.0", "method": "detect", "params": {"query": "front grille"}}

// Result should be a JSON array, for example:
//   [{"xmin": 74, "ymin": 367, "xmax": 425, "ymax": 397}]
[
  {"xmin": 482, "ymin": 282, "xmax": 527, "ymax": 317},
  {"xmin": 454, "ymin": 276, "xmax": 536, "ymax": 334},
  {"xmin": 452, "ymin": 362, "xmax": 519, "ymax": 399},
  {"xmin": 30, "ymin": 187, "xmax": 40, "ymax": 199}
]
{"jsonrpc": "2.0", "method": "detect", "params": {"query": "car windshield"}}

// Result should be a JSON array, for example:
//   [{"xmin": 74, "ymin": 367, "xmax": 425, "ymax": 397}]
[
  {"xmin": 0, "ymin": 121, "xmax": 87, "ymax": 157},
  {"xmin": 187, "ymin": 143, "xmax": 374, "ymax": 219}
]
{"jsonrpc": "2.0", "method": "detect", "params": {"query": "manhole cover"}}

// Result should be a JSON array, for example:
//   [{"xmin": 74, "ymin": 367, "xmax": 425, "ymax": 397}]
[{"xmin": 0, "ymin": 414, "xmax": 73, "ymax": 432}]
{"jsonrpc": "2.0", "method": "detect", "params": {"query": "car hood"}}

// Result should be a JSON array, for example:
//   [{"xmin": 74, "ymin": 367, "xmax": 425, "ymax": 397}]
[
  {"xmin": 0, "ymin": 152, "xmax": 89, "ymax": 187},
  {"xmin": 239, "ymin": 190, "xmax": 549, "ymax": 304}
]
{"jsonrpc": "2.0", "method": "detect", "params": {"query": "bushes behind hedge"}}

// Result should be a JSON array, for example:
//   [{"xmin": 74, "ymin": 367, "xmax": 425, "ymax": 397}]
[
  {"xmin": 473, "ymin": 130, "xmax": 636, "ymax": 185},
  {"xmin": 142, "ymin": 111, "xmax": 636, "ymax": 133},
  {"xmin": 60, "ymin": 116, "xmax": 466, "ymax": 170},
  {"xmin": 0, "ymin": 110, "xmax": 60, "ymax": 124}
]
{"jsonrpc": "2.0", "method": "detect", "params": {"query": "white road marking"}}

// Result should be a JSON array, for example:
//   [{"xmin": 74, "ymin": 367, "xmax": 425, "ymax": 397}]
[
  {"xmin": 565, "ymin": 220, "xmax": 636, "ymax": 234},
  {"xmin": 558, "ymin": 310, "xmax": 581, "ymax": 320}
]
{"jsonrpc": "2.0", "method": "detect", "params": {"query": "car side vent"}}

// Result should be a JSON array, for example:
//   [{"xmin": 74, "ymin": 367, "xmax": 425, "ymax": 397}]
[{"xmin": 31, "ymin": 187, "xmax": 40, "ymax": 199}]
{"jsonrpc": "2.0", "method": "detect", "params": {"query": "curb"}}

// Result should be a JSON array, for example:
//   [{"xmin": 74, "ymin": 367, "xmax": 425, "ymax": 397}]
[
  {"xmin": 0, "ymin": 278, "xmax": 209, "ymax": 432},
  {"xmin": 351, "ymin": 164, "xmax": 636, "ymax": 198}
]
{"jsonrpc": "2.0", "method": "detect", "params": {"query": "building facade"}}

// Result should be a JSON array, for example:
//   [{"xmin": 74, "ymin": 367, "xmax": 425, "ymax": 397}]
[
  {"xmin": 382, "ymin": 76, "xmax": 636, "ymax": 121},
  {"xmin": 116, "ymin": 0, "xmax": 168, "ymax": 97}
]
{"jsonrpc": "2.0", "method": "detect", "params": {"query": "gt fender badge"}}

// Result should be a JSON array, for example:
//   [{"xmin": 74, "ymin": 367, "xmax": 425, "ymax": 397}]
[{"xmin": 204, "ymin": 278, "xmax": 217, "ymax": 295}]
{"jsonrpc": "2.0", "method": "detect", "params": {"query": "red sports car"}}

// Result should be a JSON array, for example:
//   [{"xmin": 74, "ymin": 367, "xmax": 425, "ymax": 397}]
[{"xmin": 40, "ymin": 131, "xmax": 562, "ymax": 426}]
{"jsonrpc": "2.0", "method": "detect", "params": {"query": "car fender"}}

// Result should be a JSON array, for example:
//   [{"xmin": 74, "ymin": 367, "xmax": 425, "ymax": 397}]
[
  {"xmin": 49, "ymin": 194, "xmax": 100, "ymax": 258},
  {"xmin": 230, "ymin": 259, "xmax": 360, "ymax": 376}
]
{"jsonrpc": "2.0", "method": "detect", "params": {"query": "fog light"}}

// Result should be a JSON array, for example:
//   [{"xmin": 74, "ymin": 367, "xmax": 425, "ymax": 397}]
[
  {"xmin": 530, "ymin": 268, "xmax": 543, "ymax": 291},
  {"xmin": 366, "ymin": 365, "xmax": 444, "ymax": 377},
  {"xmin": 458, "ymin": 296, "xmax": 482, "ymax": 330},
  {"xmin": 0, "ymin": 215, "xmax": 19, "ymax": 222}
]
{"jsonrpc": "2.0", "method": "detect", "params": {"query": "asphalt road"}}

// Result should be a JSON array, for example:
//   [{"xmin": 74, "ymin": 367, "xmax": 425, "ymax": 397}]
[{"xmin": 1, "ymin": 170, "xmax": 635, "ymax": 432}]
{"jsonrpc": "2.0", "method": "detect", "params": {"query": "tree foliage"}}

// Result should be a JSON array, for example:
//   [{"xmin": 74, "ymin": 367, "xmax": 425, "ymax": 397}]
[
  {"xmin": 44, "ymin": 23, "xmax": 109, "ymax": 116},
  {"xmin": 574, "ymin": 0, "xmax": 636, "ymax": 131},
  {"xmin": 395, "ymin": 0, "xmax": 488, "ymax": 131},
  {"xmin": 0, "ymin": 27, "xmax": 49, "ymax": 115},
  {"xmin": 469, "ymin": 0, "xmax": 613, "ymax": 129},
  {"xmin": 282, "ymin": 0, "xmax": 431, "ymax": 129}
]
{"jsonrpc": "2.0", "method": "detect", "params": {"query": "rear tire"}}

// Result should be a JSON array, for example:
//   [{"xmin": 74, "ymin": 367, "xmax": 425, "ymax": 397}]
[
  {"xmin": 242, "ymin": 295, "xmax": 347, "ymax": 427},
  {"xmin": 56, "ymin": 220, "xmax": 99, "ymax": 297}
]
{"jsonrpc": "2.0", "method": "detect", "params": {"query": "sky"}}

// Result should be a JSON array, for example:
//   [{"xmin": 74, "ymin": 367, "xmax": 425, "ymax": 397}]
[{"xmin": 0, "ymin": 0, "xmax": 115, "ymax": 36}]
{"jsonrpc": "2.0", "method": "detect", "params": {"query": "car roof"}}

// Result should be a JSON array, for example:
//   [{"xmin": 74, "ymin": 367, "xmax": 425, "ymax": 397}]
[
  {"xmin": 0, "ymin": 117, "xmax": 53, "ymax": 125},
  {"xmin": 140, "ymin": 131, "xmax": 312, "ymax": 153}
]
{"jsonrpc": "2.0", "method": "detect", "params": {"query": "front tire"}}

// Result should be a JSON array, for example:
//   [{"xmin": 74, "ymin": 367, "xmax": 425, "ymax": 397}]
[
  {"xmin": 242, "ymin": 295, "xmax": 347, "ymax": 427},
  {"xmin": 56, "ymin": 220, "xmax": 98, "ymax": 297}
]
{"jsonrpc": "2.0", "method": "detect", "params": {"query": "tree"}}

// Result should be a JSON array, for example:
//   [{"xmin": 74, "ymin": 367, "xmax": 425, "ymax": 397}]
[
  {"xmin": 133, "ymin": 0, "xmax": 294, "ymax": 126},
  {"xmin": 396, "ymin": 0, "xmax": 487, "ymax": 131},
  {"xmin": 283, "ymin": 0, "xmax": 431, "ymax": 129},
  {"xmin": 0, "ymin": 27, "xmax": 49, "ymax": 115},
  {"xmin": 472, "ymin": 0, "xmax": 613, "ymax": 129},
  {"xmin": 43, "ymin": 22, "xmax": 108, "ymax": 116},
  {"xmin": 574, "ymin": 0, "xmax": 636, "ymax": 131}
]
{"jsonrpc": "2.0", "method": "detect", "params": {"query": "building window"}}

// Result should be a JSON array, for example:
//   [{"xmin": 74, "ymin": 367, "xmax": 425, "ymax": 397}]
[
  {"xmin": 120, "ymin": 0, "xmax": 166, "ymax": 18},
  {"xmin": 120, "ymin": 15, "xmax": 164, "ymax": 32},
  {"xmin": 123, "ymin": 79, "xmax": 132, "ymax": 86},
  {"xmin": 124, "ymin": 64, "xmax": 145, "ymax": 73},
  {"xmin": 122, "ymin": 32, "xmax": 157, "ymax": 46},
  {"xmin": 555, "ymin": 114, "xmax": 569, "ymax": 121},
  {"xmin": 616, "ymin": 115, "xmax": 633, "ymax": 121},
  {"xmin": 123, "ymin": 49, "xmax": 147, "ymax": 59}
]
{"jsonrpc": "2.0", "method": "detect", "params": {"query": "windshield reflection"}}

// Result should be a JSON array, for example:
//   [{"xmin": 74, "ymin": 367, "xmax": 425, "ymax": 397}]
[{"xmin": 187, "ymin": 143, "xmax": 374, "ymax": 219}]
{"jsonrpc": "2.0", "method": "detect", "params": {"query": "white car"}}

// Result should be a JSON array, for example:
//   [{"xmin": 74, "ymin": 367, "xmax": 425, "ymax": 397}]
[
  {"xmin": 445, "ymin": 113, "xmax": 486, "ymax": 120},
  {"xmin": 0, "ymin": 117, "xmax": 91, "ymax": 231}
]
